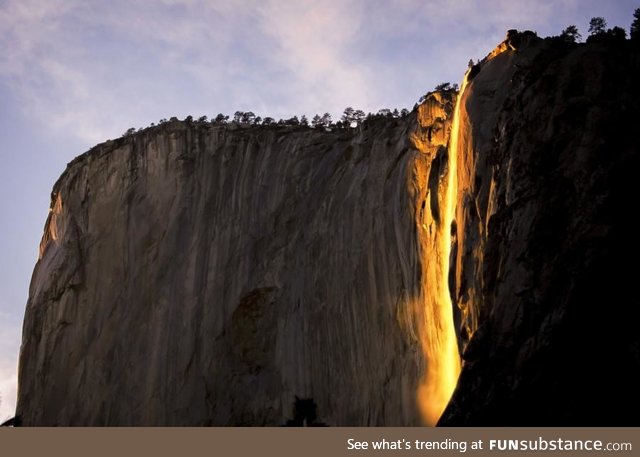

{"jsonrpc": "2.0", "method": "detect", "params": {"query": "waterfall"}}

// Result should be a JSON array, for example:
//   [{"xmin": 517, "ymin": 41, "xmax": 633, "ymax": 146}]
[{"xmin": 418, "ymin": 73, "xmax": 469, "ymax": 425}]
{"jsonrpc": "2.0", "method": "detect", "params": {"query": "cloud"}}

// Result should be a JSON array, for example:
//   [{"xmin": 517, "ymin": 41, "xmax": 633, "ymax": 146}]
[
  {"xmin": 255, "ymin": 0, "xmax": 372, "ymax": 116},
  {"xmin": 0, "ymin": 1, "xmax": 264, "ymax": 145},
  {"xmin": 0, "ymin": 0, "xmax": 378, "ymax": 144},
  {"xmin": 0, "ymin": 0, "xmax": 609, "ymax": 149}
]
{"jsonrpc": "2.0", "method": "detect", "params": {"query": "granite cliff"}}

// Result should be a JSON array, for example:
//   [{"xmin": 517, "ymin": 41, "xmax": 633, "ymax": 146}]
[
  {"xmin": 16, "ymin": 33, "xmax": 640, "ymax": 426},
  {"xmin": 441, "ymin": 33, "xmax": 640, "ymax": 425},
  {"xmin": 17, "ymin": 93, "xmax": 457, "ymax": 425}
]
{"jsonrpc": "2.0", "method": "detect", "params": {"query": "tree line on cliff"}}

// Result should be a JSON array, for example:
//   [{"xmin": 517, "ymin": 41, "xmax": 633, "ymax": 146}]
[
  {"xmin": 122, "ymin": 105, "xmax": 418, "ymax": 137},
  {"xmin": 122, "ymin": 9, "xmax": 640, "ymax": 139},
  {"xmin": 559, "ymin": 9, "xmax": 640, "ymax": 43}
]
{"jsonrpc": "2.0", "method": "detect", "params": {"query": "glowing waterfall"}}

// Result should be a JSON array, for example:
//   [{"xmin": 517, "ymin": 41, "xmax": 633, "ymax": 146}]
[{"xmin": 418, "ymin": 74, "xmax": 470, "ymax": 426}]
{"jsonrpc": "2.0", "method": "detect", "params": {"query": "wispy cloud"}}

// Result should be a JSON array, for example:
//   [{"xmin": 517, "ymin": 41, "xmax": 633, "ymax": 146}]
[
  {"xmin": 255, "ymin": 0, "xmax": 372, "ymax": 116},
  {"xmin": 0, "ymin": 1, "xmax": 266, "ymax": 144},
  {"xmin": 2, "ymin": 0, "xmax": 631, "ymax": 148}
]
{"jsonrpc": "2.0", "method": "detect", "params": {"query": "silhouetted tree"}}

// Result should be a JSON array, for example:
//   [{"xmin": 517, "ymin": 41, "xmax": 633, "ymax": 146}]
[
  {"xmin": 184, "ymin": 115, "xmax": 193, "ymax": 122},
  {"xmin": 311, "ymin": 114, "xmax": 323, "ymax": 128},
  {"xmin": 123, "ymin": 127, "xmax": 136, "ymax": 136},
  {"xmin": 377, "ymin": 108, "xmax": 391, "ymax": 118},
  {"xmin": 589, "ymin": 17, "xmax": 607, "ymax": 36},
  {"xmin": 353, "ymin": 109, "xmax": 365, "ymax": 126},
  {"xmin": 392, "ymin": 108, "xmax": 399, "ymax": 118},
  {"xmin": 286, "ymin": 115, "xmax": 300, "ymax": 126},
  {"xmin": 341, "ymin": 107, "xmax": 355, "ymax": 126},
  {"xmin": 241, "ymin": 111, "xmax": 256, "ymax": 124},
  {"xmin": 561, "ymin": 25, "xmax": 581, "ymax": 43},
  {"xmin": 213, "ymin": 113, "xmax": 228, "ymax": 124},
  {"xmin": 262, "ymin": 117, "xmax": 275, "ymax": 125},
  {"xmin": 632, "ymin": 8, "xmax": 640, "ymax": 40},
  {"xmin": 400, "ymin": 108, "xmax": 410, "ymax": 117},
  {"xmin": 321, "ymin": 112, "xmax": 332, "ymax": 128},
  {"xmin": 254, "ymin": 116, "xmax": 262, "ymax": 125},
  {"xmin": 609, "ymin": 26, "xmax": 627, "ymax": 40},
  {"xmin": 233, "ymin": 111, "xmax": 244, "ymax": 123},
  {"xmin": 300, "ymin": 115, "xmax": 309, "ymax": 126},
  {"xmin": 434, "ymin": 82, "xmax": 452, "ymax": 91},
  {"xmin": 198, "ymin": 115, "xmax": 208, "ymax": 122}
]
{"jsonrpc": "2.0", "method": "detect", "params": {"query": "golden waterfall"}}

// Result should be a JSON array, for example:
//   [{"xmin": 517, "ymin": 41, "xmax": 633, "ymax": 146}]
[{"xmin": 418, "ymin": 73, "xmax": 470, "ymax": 426}]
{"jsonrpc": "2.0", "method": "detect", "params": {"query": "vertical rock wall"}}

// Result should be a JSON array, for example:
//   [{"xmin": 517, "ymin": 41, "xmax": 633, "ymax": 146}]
[
  {"xmin": 442, "ymin": 36, "xmax": 640, "ymax": 425},
  {"xmin": 17, "ymin": 97, "xmax": 456, "ymax": 426}
]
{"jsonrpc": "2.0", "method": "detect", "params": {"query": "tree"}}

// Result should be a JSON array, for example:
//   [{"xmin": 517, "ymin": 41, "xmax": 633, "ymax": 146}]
[
  {"xmin": 589, "ymin": 17, "xmax": 607, "ymax": 36},
  {"xmin": 311, "ymin": 114, "xmax": 323, "ymax": 128},
  {"xmin": 609, "ymin": 26, "xmax": 627, "ymax": 40},
  {"xmin": 233, "ymin": 111, "xmax": 244, "ymax": 123},
  {"xmin": 353, "ymin": 109, "xmax": 366, "ymax": 126},
  {"xmin": 123, "ymin": 127, "xmax": 136, "ymax": 136},
  {"xmin": 300, "ymin": 115, "xmax": 309, "ymax": 126},
  {"xmin": 184, "ymin": 115, "xmax": 193, "ymax": 122},
  {"xmin": 254, "ymin": 116, "xmax": 262, "ymax": 125},
  {"xmin": 198, "ymin": 115, "xmax": 208, "ymax": 122},
  {"xmin": 341, "ymin": 107, "xmax": 355, "ymax": 126},
  {"xmin": 377, "ymin": 108, "xmax": 391, "ymax": 118},
  {"xmin": 632, "ymin": 8, "xmax": 640, "ymax": 40},
  {"xmin": 561, "ymin": 25, "xmax": 581, "ymax": 43},
  {"xmin": 321, "ymin": 112, "xmax": 332, "ymax": 128},
  {"xmin": 285, "ymin": 115, "xmax": 300, "ymax": 126},
  {"xmin": 262, "ymin": 117, "xmax": 275, "ymax": 125},
  {"xmin": 392, "ymin": 108, "xmax": 399, "ymax": 118},
  {"xmin": 241, "ymin": 111, "xmax": 256, "ymax": 124},
  {"xmin": 213, "ymin": 113, "xmax": 228, "ymax": 124},
  {"xmin": 434, "ymin": 82, "xmax": 452, "ymax": 91},
  {"xmin": 400, "ymin": 108, "xmax": 410, "ymax": 117}
]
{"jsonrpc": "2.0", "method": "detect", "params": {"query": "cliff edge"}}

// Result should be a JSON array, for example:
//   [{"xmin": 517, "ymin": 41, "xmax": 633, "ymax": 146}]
[
  {"xmin": 17, "ymin": 96, "xmax": 456, "ymax": 425},
  {"xmin": 442, "ymin": 34, "xmax": 640, "ymax": 425}
]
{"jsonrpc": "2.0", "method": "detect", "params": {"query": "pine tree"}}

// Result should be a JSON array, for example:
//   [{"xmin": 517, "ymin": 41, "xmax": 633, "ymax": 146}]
[
  {"xmin": 561, "ymin": 25, "xmax": 581, "ymax": 43},
  {"xmin": 631, "ymin": 8, "xmax": 640, "ymax": 40},
  {"xmin": 588, "ymin": 17, "xmax": 607, "ymax": 36}
]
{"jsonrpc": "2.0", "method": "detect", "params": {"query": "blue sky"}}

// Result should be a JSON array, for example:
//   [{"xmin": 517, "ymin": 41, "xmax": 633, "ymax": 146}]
[{"xmin": 0, "ymin": 0, "xmax": 636, "ymax": 421}]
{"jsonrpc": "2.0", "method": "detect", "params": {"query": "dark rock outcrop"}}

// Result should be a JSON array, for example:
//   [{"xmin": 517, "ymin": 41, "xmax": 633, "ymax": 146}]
[{"xmin": 441, "ymin": 36, "xmax": 640, "ymax": 425}]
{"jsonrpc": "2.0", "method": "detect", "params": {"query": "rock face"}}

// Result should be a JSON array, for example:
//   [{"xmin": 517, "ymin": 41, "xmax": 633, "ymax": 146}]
[
  {"xmin": 17, "ymin": 95, "xmax": 457, "ymax": 426},
  {"xmin": 17, "ymin": 33, "xmax": 640, "ymax": 426},
  {"xmin": 441, "ymin": 35, "xmax": 640, "ymax": 425}
]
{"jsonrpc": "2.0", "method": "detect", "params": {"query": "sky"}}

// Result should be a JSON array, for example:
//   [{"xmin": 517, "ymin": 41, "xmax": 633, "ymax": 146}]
[{"xmin": 0, "ymin": 0, "xmax": 637, "ymax": 421}]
